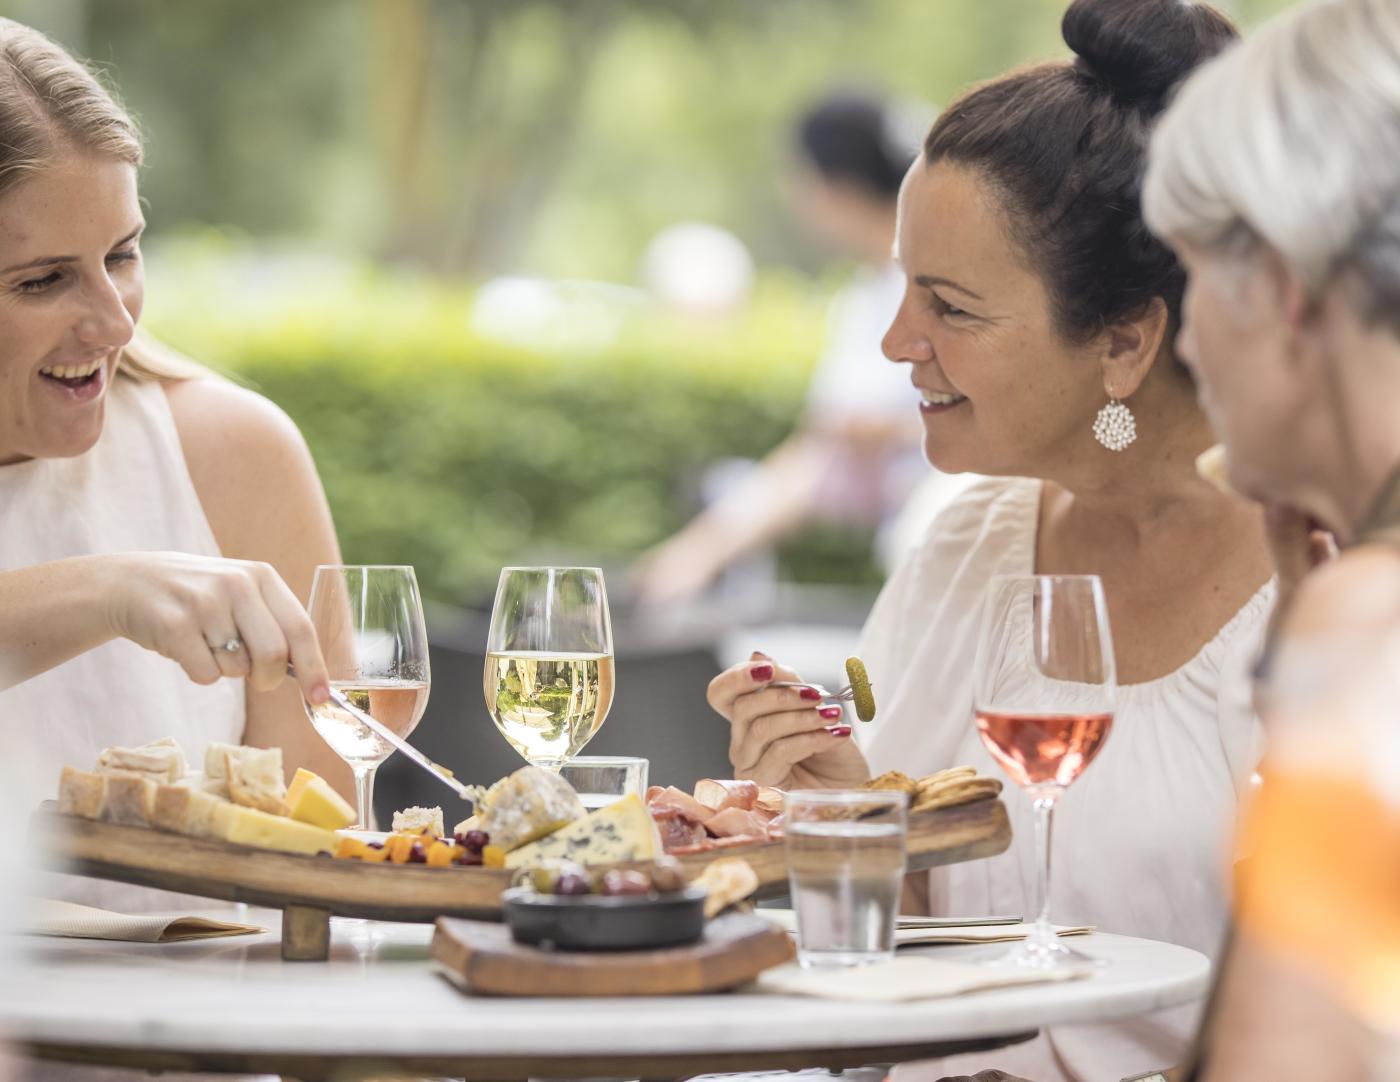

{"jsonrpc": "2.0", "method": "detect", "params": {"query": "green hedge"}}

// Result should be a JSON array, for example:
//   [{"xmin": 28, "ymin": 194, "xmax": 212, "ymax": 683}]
[{"xmin": 147, "ymin": 255, "xmax": 882, "ymax": 604}]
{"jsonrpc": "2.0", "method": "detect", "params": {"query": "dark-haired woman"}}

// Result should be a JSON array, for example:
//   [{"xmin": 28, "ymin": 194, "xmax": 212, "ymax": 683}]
[
  {"xmin": 707, "ymin": 2, "xmax": 1275, "ymax": 1078},
  {"xmin": 633, "ymin": 90, "xmax": 949, "ymax": 606}
]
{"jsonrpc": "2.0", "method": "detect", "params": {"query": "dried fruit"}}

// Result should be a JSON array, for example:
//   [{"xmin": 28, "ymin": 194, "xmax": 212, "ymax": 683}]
[{"xmin": 845, "ymin": 656, "xmax": 876, "ymax": 722}]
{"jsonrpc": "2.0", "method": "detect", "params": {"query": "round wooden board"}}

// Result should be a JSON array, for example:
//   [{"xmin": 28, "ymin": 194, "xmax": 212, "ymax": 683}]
[{"xmin": 37, "ymin": 796, "xmax": 1010, "ymax": 959}]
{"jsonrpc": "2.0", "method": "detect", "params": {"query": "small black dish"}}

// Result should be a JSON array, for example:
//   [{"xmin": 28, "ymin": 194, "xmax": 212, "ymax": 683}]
[{"xmin": 501, "ymin": 884, "xmax": 708, "ymax": 951}]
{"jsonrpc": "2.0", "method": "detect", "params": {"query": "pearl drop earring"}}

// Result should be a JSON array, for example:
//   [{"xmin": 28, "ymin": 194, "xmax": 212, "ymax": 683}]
[{"xmin": 1093, "ymin": 399, "xmax": 1137, "ymax": 452}]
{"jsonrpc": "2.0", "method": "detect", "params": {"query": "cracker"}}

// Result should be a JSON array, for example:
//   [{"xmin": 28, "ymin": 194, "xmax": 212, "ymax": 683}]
[
  {"xmin": 914, "ymin": 765, "xmax": 977, "ymax": 791},
  {"xmin": 911, "ymin": 776, "xmax": 1002, "ymax": 812},
  {"xmin": 862, "ymin": 770, "xmax": 918, "ymax": 795}
]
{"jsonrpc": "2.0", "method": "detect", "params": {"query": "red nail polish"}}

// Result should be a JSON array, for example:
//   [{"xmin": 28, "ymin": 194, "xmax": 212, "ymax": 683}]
[
  {"xmin": 799, "ymin": 686, "xmax": 823, "ymax": 701},
  {"xmin": 828, "ymin": 725, "xmax": 853, "ymax": 738},
  {"xmin": 819, "ymin": 705, "xmax": 843, "ymax": 719},
  {"xmin": 750, "ymin": 664, "xmax": 774, "ymax": 682}
]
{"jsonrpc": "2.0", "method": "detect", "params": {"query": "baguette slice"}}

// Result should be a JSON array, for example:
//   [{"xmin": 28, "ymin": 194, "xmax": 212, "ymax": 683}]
[
  {"xmin": 152, "ymin": 784, "xmax": 224, "ymax": 838},
  {"xmin": 57, "ymin": 766, "xmax": 108, "ymax": 820},
  {"xmin": 103, "ymin": 775, "xmax": 156, "ymax": 826},
  {"xmin": 96, "ymin": 737, "xmax": 187, "ymax": 784},
  {"xmin": 225, "ymin": 747, "xmax": 287, "ymax": 815}
]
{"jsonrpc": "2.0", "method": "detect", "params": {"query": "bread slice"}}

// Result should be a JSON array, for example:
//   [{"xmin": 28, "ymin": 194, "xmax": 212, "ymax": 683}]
[
  {"xmin": 225, "ymin": 746, "xmax": 287, "ymax": 815},
  {"xmin": 96, "ymin": 738, "xmax": 187, "ymax": 784},
  {"xmin": 201, "ymin": 742, "xmax": 243, "ymax": 797},
  {"xmin": 103, "ymin": 775, "xmax": 156, "ymax": 826},
  {"xmin": 152, "ymin": 784, "xmax": 225, "ymax": 837},
  {"xmin": 57, "ymin": 766, "xmax": 108, "ymax": 820}
]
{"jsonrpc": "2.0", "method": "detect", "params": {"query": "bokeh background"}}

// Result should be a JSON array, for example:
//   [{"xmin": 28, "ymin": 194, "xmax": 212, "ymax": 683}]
[{"xmin": 2, "ymin": 0, "xmax": 1298, "ymax": 812}]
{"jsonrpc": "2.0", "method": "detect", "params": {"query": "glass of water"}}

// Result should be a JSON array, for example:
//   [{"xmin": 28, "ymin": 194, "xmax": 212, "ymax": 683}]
[
  {"xmin": 785, "ymin": 790, "xmax": 908, "ymax": 968},
  {"xmin": 558, "ymin": 756, "xmax": 649, "ymax": 810}
]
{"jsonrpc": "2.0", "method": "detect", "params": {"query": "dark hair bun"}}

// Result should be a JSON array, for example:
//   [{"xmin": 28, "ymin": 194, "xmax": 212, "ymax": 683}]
[{"xmin": 1063, "ymin": 0, "xmax": 1237, "ymax": 107}]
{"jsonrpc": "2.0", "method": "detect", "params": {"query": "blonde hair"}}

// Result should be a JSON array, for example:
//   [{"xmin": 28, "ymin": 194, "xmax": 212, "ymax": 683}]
[
  {"xmin": 1143, "ymin": 0, "xmax": 1400, "ymax": 332},
  {"xmin": 0, "ymin": 17, "xmax": 201, "ymax": 382}
]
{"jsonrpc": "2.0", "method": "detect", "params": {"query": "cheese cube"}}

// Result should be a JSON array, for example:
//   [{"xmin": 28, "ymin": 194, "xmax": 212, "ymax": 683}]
[
  {"xmin": 391, "ymin": 806, "xmax": 444, "ymax": 836},
  {"xmin": 286, "ymin": 775, "xmax": 356, "ymax": 831},
  {"xmin": 478, "ymin": 766, "xmax": 585, "ymax": 851},
  {"xmin": 505, "ymin": 794, "xmax": 661, "ymax": 869},
  {"xmin": 211, "ymin": 802, "xmax": 339, "ymax": 856}
]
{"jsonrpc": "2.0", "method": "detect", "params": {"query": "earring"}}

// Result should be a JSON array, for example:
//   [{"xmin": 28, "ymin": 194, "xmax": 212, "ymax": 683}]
[{"xmin": 1093, "ymin": 399, "xmax": 1137, "ymax": 451}]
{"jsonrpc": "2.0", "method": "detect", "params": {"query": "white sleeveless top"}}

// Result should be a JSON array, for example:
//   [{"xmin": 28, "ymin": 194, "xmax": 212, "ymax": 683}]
[
  {"xmin": 0, "ymin": 376, "xmax": 245, "ymax": 906},
  {"xmin": 859, "ymin": 477, "xmax": 1274, "ymax": 1082}
]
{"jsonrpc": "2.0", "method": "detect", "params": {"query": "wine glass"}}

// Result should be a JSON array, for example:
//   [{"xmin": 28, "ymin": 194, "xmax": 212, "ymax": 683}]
[
  {"xmin": 484, "ymin": 567, "xmax": 614, "ymax": 771},
  {"xmin": 972, "ymin": 574, "xmax": 1116, "ymax": 969},
  {"xmin": 304, "ymin": 565, "xmax": 430, "ymax": 830}
]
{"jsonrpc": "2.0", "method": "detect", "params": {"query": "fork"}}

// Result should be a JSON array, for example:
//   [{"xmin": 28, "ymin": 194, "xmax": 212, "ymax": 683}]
[{"xmin": 769, "ymin": 680, "xmax": 856, "ymax": 702}]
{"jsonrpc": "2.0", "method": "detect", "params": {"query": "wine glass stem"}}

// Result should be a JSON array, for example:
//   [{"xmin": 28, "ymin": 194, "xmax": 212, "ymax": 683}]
[
  {"xmin": 1031, "ymin": 793, "xmax": 1058, "ymax": 947},
  {"xmin": 352, "ymin": 765, "xmax": 377, "ymax": 832}
]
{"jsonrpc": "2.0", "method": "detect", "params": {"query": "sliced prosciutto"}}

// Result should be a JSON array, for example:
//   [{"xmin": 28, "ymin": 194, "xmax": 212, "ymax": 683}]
[
  {"xmin": 703, "ymin": 806, "xmax": 772, "ymax": 839},
  {"xmin": 693, "ymin": 778, "xmax": 759, "ymax": 813},
  {"xmin": 646, "ymin": 785, "xmax": 717, "ymax": 823},
  {"xmin": 651, "ymin": 806, "xmax": 708, "ymax": 852}
]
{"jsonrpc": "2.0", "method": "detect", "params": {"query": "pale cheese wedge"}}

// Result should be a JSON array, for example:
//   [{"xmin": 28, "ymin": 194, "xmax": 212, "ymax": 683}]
[
  {"xmin": 284, "ymin": 767, "xmax": 320, "ymax": 810},
  {"xmin": 285, "ymin": 774, "xmax": 356, "ymax": 831},
  {"xmin": 505, "ymin": 793, "xmax": 661, "ymax": 869},
  {"xmin": 210, "ymin": 802, "xmax": 340, "ymax": 856}
]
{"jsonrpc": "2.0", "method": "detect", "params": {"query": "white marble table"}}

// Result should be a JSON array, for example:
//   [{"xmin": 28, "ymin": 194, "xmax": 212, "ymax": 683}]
[{"xmin": 1, "ymin": 908, "xmax": 1210, "ymax": 1080}]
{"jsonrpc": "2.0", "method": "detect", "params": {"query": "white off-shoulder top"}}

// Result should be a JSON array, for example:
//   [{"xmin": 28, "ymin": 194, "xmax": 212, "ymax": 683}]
[{"xmin": 859, "ymin": 476, "xmax": 1274, "ymax": 1082}]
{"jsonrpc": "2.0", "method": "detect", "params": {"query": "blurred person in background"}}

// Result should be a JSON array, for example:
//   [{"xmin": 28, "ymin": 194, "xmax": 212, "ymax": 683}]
[
  {"xmin": 633, "ymin": 90, "xmax": 956, "ymax": 606},
  {"xmin": 0, "ymin": 17, "xmax": 346, "ymax": 905},
  {"xmin": 1143, "ymin": 0, "xmax": 1400, "ymax": 1075},
  {"xmin": 706, "ymin": 1, "xmax": 1298, "ymax": 1078}
]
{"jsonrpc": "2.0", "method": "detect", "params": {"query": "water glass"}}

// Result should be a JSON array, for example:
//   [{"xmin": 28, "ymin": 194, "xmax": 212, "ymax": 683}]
[
  {"xmin": 558, "ymin": 756, "xmax": 649, "ymax": 809},
  {"xmin": 785, "ymin": 790, "xmax": 907, "ymax": 968}
]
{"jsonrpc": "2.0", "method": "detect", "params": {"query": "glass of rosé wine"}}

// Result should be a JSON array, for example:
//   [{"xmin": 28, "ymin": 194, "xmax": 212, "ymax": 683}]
[{"xmin": 972, "ymin": 574, "xmax": 1116, "ymax": 969}]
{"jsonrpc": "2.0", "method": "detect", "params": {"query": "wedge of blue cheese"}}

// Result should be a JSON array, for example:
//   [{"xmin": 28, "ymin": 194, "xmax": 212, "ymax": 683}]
[
  {"xmin": 475, "ymin": 766, "xmax": 585, "ymax": 851},
  {"xmin": 505, "ymin": 793, "xmax": 661, "ymax": 869}
]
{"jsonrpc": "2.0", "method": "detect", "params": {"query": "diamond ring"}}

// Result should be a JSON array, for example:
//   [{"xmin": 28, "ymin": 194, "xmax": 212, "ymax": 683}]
[{"xmin": 221, "ymin": 638, "xmax": 243, "ymax": 653}]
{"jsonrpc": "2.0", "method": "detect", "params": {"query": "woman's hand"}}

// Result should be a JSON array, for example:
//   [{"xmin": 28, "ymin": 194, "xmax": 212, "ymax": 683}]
[
  {"xmin": 1263, "ymin": 503, "xmax": 1338, "ymax": 631},
  {"xmin": 102, "ymin": 552, "xmax": 330, "ymax": 704},
  {"xmin": 707, "ymin": 651, "xmax": 871, "ymax": 789}
]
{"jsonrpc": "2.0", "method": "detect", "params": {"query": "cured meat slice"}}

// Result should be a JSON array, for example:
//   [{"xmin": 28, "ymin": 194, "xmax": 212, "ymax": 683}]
[
  {"xmin": 693, "ymin": 778, "xmax": 759, "ymax": 813},
  {"xmin": 651, "ymin": 806, "xmax": 708, "ymax": 852},
  {"xmin": 646, "ymin": 785, "xmax": 717, "ymax": 822},
  {"xmin": 704, "ymin": 806, "xmax": 772, "ymax": 838}
]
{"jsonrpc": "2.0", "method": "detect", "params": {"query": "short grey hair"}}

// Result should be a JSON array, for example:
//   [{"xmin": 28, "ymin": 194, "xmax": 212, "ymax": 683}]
[{"xmin": 1143, "ymin": 0, "xmax": 1400, "ymax": 332}]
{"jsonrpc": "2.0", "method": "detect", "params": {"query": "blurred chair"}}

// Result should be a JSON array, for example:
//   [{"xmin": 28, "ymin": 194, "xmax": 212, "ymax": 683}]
[{"xmin": 373, "ymin": 611, "xmax": 730, "ymax": 826}]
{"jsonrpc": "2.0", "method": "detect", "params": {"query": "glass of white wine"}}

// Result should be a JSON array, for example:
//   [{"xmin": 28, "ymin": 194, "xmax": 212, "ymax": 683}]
[
  {"xmin": 304, "ymin": 564, "xmax": 431, "ymax": 829},
  {"xmin": 484, "ymin": 566, "xmax": 614, "ymax": 771}
]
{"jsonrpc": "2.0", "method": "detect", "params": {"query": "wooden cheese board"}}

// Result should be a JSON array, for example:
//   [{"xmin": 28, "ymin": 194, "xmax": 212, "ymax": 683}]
[
  {"xmin": 432, "ymin": 911, "xmax": 795, "ymax": 996},
  {"xmin": 39, "ymin": 796, "xmax": 1011, "ymax": 962}
]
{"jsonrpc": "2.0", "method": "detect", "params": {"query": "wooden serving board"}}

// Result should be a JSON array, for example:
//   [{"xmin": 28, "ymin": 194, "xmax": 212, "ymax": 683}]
[
  {"xmin": 39, "ymin": 796, "xmax": 1010, "ymax": 962},
  {"xmin": 431, "ymin": 911, "xmax": 795, "ymax": 996}
]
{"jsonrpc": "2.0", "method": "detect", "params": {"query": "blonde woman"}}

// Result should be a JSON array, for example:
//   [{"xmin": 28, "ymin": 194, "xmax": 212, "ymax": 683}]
[
  {"xmin": 0, "ymin": 17, "xmax": 348, "ymax": 835},
  {"xmin": 1145, "ymin": 0, "xmax": 1400, "ymax": 1076}
]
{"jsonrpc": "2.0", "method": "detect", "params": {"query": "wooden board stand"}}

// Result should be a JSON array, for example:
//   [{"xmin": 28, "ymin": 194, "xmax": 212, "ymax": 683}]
[{"xmin": 431, "ymin": 911, "xmax": 796, "ymax": 996}]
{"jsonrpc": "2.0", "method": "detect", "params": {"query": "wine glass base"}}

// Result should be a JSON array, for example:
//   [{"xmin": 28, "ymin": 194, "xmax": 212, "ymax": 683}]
[{"xmin": 990, "ymin": 935, "xmax": 1108, "ymax": 970}]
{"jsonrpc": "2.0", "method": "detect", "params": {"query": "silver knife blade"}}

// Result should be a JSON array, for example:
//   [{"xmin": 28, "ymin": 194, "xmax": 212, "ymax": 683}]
[{"xmin": 295, "ymin": 668, "xmax": 473, "ymax": 801}]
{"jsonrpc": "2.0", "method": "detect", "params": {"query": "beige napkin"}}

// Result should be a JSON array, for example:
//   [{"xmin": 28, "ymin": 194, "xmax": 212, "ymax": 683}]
[
  {"xmin": 757, "ymin": 955, "xmax": 1089, "ymax": 1002},
  {"xmin": 27, "ymin": 899, "xmax": 266, "ymax": 943},
  {"xmin": 759, "ymin": 909, "xmax": 1095, "ymax": 945}
]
